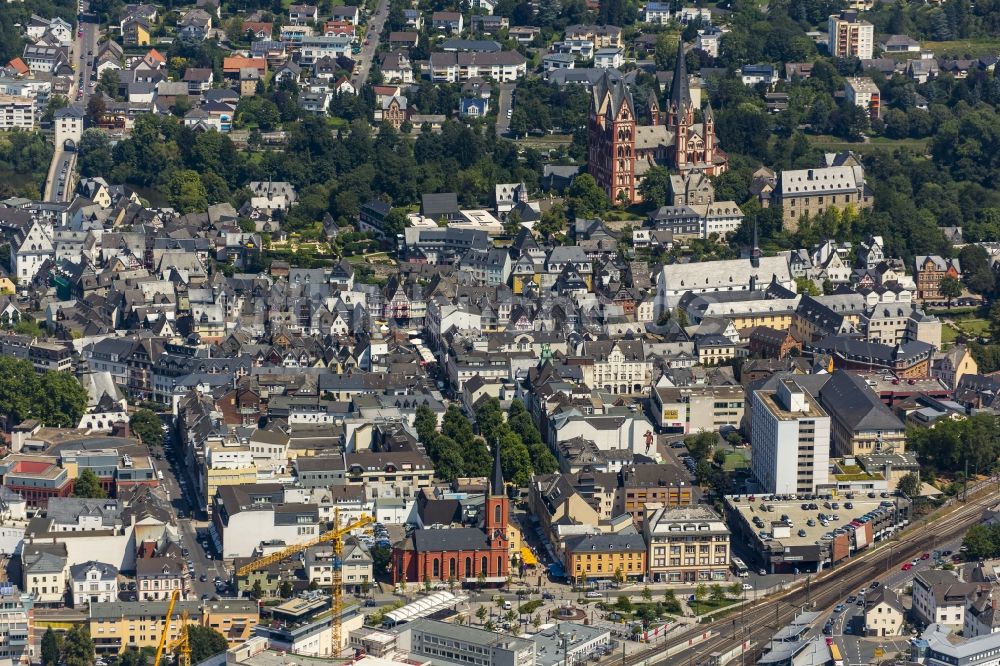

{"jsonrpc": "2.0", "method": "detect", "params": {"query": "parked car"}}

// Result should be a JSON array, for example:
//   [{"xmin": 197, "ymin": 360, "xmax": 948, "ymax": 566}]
[
  {"xmin": 834, "ymin": 604, "xmax": 845, "ymax": 613},
  {"xmin": 585, "ymin": 591, "xmax": 602, "ymax": 598},
  {"xmin": 901, "ymin": 562, "xmax": 913, "ymax": 571}
]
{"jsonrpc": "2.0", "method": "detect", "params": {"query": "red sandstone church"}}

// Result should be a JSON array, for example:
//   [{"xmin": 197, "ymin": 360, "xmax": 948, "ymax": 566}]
[
  {"xmin": 587, "ymin": 41, "xmax": 727, "ymax": 204},
  {"xmin": 392, "ymin": 447, "xmax": 510, "ymax": 585}
]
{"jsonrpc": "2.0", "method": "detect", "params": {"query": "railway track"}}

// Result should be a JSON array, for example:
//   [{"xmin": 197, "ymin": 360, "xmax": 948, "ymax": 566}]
[{"xmin": 618, "ymin": 486, "xmax": 998, "ymax": 666}]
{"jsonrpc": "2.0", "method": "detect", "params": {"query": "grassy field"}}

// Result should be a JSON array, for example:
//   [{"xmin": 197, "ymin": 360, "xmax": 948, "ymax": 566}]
[
  {"xmin": 942, "ymin": 325, "xmax": 959, "ymax": 345},
  {"xmin": 921, "ymin": 38, "xmax": 1000, "ymax": 56},
  {"xmin": 511, "ymin": 134, "xmax": 573, "ymax": 151},
  {"xmin": 806, "ymin": 134, "xmax": 930, "ymax": 154}
]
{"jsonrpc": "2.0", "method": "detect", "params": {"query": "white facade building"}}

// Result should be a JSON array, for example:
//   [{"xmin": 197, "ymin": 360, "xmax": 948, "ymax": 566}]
[
  {"xmin": 750, "ymin": 379, "xmax": 831, "ymax": 495},
  {"xmin": 0, "ymin": 95, "xmax": 36, "ymax": 130},
  {"xmin": 70, "ymin": 561, "xmax": 119, "ymax": 607}
]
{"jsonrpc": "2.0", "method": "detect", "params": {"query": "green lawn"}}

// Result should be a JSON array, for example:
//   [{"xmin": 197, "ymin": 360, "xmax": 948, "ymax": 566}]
[
  {"xmin": 806, "ymin": 134, "xmax": 929, "ymax": 154},
  {"xmin": 960, "ymin": 318, "xmax": 991, "ymax": 336},
  {"xmin": 691, "ymin": 597, "xmax": 740, "ymax": 615},
  {"xmin": 921, "ymin": 38, "xmax": 1000, "ymax": 56},
  {"xmin": 940, "ymin": 316, "xmax": 992, "ymax": 344},
  {"xmin": 511, "ymin": 134, "xmax": 573, "ymax": 150}
]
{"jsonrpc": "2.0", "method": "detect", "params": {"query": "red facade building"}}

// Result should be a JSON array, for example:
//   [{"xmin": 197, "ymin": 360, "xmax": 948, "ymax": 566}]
[
  {"xmin": 587, "ymin": 41, "xmax": 726, "ymax": 204},
  {"xmin": 392, "ymin": 448, "xmax": 510, "ymax": 585}
]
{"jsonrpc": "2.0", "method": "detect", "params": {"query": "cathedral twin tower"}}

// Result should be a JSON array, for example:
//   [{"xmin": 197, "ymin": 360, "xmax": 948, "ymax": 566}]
[{"xmin": 587, "ymin": 41, "xmax": 727, "ymax": 204}]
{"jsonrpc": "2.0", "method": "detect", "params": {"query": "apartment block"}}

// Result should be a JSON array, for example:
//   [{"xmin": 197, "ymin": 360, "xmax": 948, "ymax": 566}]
[
  {"xmin": 750, "ymin": 379, "xmax": 831, "ymax": 494},
  {"xmin": 844, "ymin": 77, "xmax": 880, "ymax": 119},
  {"xmin": 828, "ymin": 11, "xmax": 874, "ymax": 59},
  {"xmin": 0, "ymin": 95, "xmax": 35, "ymax": 130}
]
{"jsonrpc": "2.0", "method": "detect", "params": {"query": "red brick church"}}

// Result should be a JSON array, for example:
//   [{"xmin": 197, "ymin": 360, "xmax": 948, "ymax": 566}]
[
  {"xmin": 587, "ymin": 41, "xmax": 727, "ymax": 204},
  {"xmin": 392, "ymin": 448, "xmax": 510, "ymax": 585}
]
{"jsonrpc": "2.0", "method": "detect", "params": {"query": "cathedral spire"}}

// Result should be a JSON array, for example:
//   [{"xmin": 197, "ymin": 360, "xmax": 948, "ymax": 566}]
[
  {"xmin": 751, "ymin": 220, "xmax": 761, "ymax": 268},
  {"xmin": 669, "ymin": 39, "xmax": 691, "ymax": 111},
  {"xmin": 490, "ymin": 443, "xmax": 505, "ymax": 497}
]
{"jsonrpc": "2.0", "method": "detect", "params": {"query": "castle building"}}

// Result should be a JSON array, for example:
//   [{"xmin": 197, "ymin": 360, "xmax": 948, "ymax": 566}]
[
  {"xmin": 587, "ymin": 41, "xmax": 726, "ymax": 204},
  {"xmin": 392, "ymin": 446, "xmax": 510, "ymax": 585}
]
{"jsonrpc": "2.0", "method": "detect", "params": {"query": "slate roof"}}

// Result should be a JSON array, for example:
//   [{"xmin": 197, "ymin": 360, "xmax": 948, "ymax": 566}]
[
  {"xmin": 411, "ymin": 527, "xmax": 489, "ymax": 551},
  {"xmin": 819, "ymin": 371, "xmax": 905, "ymax": 432}
]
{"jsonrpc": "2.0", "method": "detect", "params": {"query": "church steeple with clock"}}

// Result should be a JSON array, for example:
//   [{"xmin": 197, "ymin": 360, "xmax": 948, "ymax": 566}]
[{"xmin": 485, "ymin": 445, "xmax": 509, "ymax": 549}]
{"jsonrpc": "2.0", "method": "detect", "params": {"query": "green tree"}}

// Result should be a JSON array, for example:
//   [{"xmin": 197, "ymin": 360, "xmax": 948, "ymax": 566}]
[
  {"xmin": 939, "ymin": 275, "xmax": 962, "ymax": 308},
  {"xmin": 414, "ymin": 404, "xmax": 438, "ymax": 442},
  {"xmin": 36, "ymin": 372, "xmax": 88, "ymax": 427},
  {"xmin": 72, "ymin": 469, "xmax": 107, "ymax": 499},
  {"xmin": 795, "ymin": 277, "xmax": 821, "ymax": 296},
  {"xmin": 959, "ymin": 245, "xmax": 995, "ymax": 295},
  {"xmin": 709, "ymin": 584, "xmax": 726, "ymax": 604},
  {"xmin": 371, "ymin": 545, "xmax": 392, "ymax": 578},
  {"xmin": 498, "ymin": 432, "xmax": 533, "ymax": 487},
  {"xmin": 615, "ymin": 595, "xmax": 633, "ymax": 613},
  {"xmin": 642, "ymin": 586, "xmax": 652, "ymax": 601},
  {"xmin": 728, "ymin": 582, "xmax": 743, "ymax": 599},
  {"xmin": 97, "ymin": 68, "xmax": 122, "ymax": 99},
  {"xmin": 693, "ymin": 583, "xmax": 708, "ymax": 615},
  {"xmin": 638, "ymin": 166, "xmax": 671, "ymax": 207},
  {"xmin": 42, "ymin": 95, "xmax": 69, "ymax": 124},
  {"xmin": 897, "ymin": 472, "xmax": 921, "ymax": 498},
  {"xmin": 251, "ymin": 580, "xmax": 264, "ymax": 600},
  {"xmin": 85, "ymin": 94, "xmax": 106, "ymax": 127},
  {"xmin": 534, "ymin": 204, "xmax": 567, "ymax": 242},
  {"xmin": 130, "ymin": 409, "xmax": 164, "ymax": 447},
  {"xmin": 279, "ymin": 580, "xmax": 294, "ymax": 598},
  {"xmin": 41, "ymin": 627, "xmax": 60, "ymax": 666},
  {"xmin": 654, "ymin": 30, "xmax": 680, "ymax": 69},
  {"xmin": 475, "ymin": 398, "xmax": 506, "ymax": 445},
  {"xmin": 566, "ymin": 174, "xmax": 608, "ymax": 217},
  {"xmin": 0, "ymin": 357, "xmax": 39, "ymax": 425},
  {"xmin": 118, "ymin": 646, "xmax": 155, "ymax": 666},
  {"xmin": 476, "ymin": 605, "xmax": 488, "ymax": 625},
  {"xmin": 168, "ymin": 169, "xmax": 209, "ymax": 213},
  {"xmin": 685, "ymin": 431, "xmax": 717, "ymax": 462},
  {"xmin": 62, "ymin": 625, "xmax": 95, "ymax": 666},
  {"xmin": 963, "ymin": 524, "xmax": 999, "ymax": 560},
  {"xmin": 187, "ymin": 625, "xmax": 229, "ymax": 663},
  {"xmin": 78, "ymin": 129, "xmax": 113, "ymax": 178}
]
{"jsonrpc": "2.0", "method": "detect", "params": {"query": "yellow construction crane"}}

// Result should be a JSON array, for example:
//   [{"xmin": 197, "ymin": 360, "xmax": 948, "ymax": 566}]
[
  {"xmin": 152, "ymin": 590, "xmax": 191, "ymax": 666},
  {"xmin": 235, "ymin": 510, "xmax": 375, "ymax": 656}
]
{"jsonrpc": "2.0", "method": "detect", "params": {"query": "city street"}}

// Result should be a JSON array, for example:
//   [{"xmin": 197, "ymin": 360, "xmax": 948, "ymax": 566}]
[
  {"xmin": 44, "ymin": 8, "xmax": 98, "ymax": 202},
  {"xmin": 159, "ymin": 425, "xmax": 230, "ymax": 599},
  {"xmin": 353, "ymin": 0, "xmax": 388, "ymax": 88}
]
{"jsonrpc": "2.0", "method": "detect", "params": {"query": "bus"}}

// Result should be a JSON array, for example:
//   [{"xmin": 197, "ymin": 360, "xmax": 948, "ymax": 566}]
[
  {"xmin": 829, "ymin": 643, "xmax": 844, "ymax": 666},
  {"xmin": 731, "ymin": 557, "xmax": 749, "ymax": 578}
]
